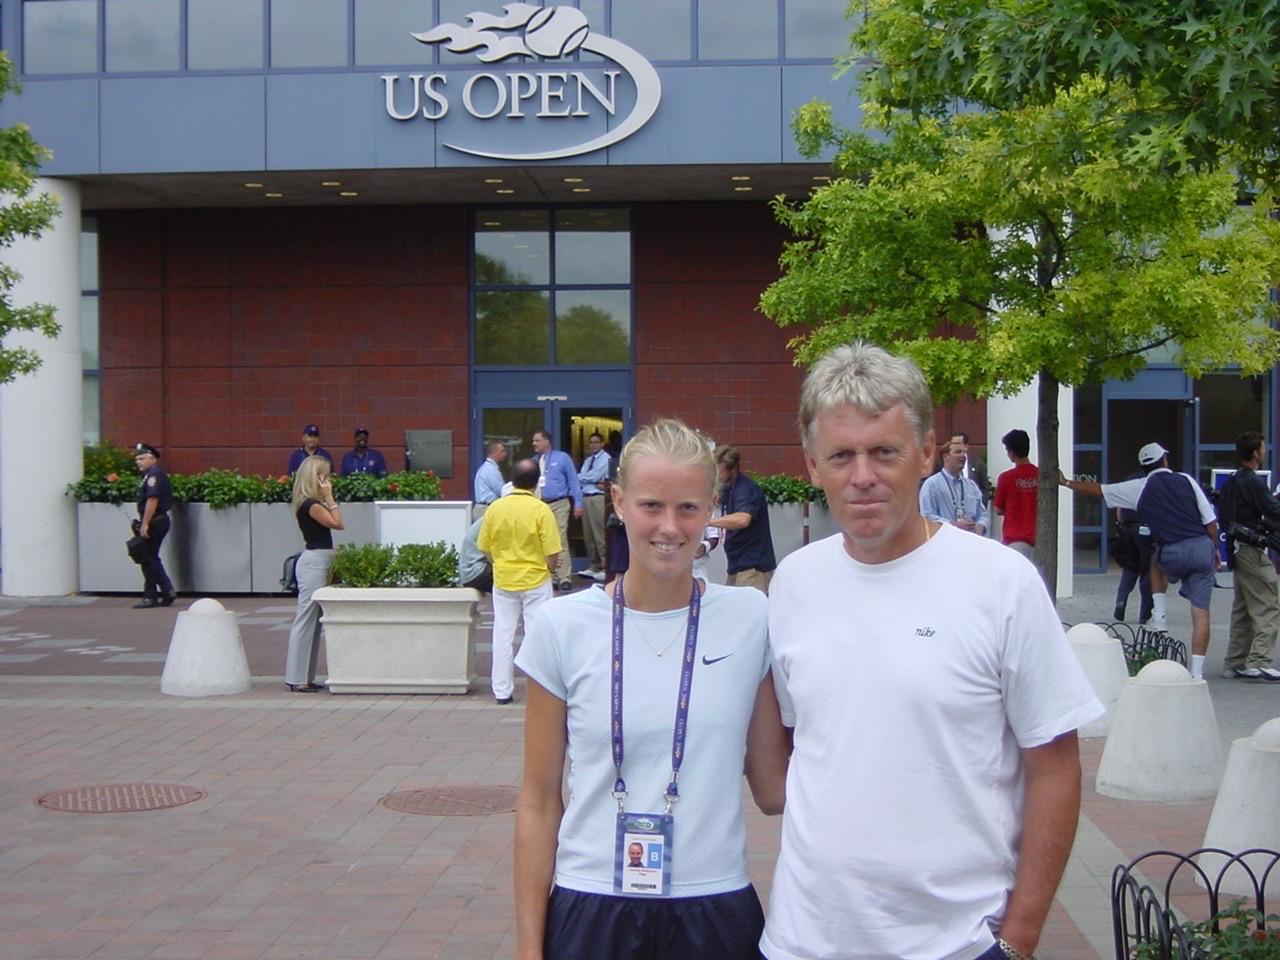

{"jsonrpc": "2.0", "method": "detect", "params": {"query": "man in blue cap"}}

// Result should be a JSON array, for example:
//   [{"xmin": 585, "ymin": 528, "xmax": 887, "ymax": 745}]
[
  {"xmin": 287, "ymin": 424, "xmax": 333, "ymax": 474},
  {"xmin": 133, "ymin": 443, "xmax": 176, "ymax": 609},
  {"xmin": 340, "ymin": 427, "xmax": 388, "ymax": 478}
]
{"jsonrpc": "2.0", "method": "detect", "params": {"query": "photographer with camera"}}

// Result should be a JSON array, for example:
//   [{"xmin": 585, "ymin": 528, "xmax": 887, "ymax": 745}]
[{"xmin": 1216, "ymin": 431, "xmax": 1280, "ymax": 681}]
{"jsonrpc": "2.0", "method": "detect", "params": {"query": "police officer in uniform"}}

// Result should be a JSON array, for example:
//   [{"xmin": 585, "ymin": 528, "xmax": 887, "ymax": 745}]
[{"xmin": 133, "ymin": 443, "xmax": 176, "ymax": 608}]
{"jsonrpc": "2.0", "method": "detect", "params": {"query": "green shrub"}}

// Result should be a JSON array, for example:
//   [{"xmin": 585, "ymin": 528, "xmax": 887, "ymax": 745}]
[
  {"xmin": 66, "ymin": 442, "xmax": 143, "ymax": 503},
  {"xmin": 1136, "ymin": 899, "xmax": 1280, "ymax": 960},
  {"xmin": 330, "ymin": 544, "xmax": 396, "ymax": 588},
  {"xmin": 751, "ymin": 472, "xmax": 827, "ymax": 506},
  {"xmin": 332, "ymin": 471, "xmax": 379, "ymax": 502},
  {"xmin": 388, "ymin": 542, "xmax": 459, "ymax": 587},
  {"xmin": 180, "ymin": 469, "xmax": 267, "ymax": 510},
  {"xmin": 331, "ymin": 542, "xmax": 459, "ymax": 588},
  {"xmin": 375, "ymin": 470, "xmax": 443, "ymax": 501}
]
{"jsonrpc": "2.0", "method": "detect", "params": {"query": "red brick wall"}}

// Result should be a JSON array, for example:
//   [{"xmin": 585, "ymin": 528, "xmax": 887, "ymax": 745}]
[
  {"xmin": 97, "ymin": 201, "xmax": 987, "ymax": 494},
  {"xmin": 633, "ymin": 202, "xmax": 810, "ymax": 476},
  {"xmin": 98, "ymin": 206, "xmax": 473, "ymax": 497}
]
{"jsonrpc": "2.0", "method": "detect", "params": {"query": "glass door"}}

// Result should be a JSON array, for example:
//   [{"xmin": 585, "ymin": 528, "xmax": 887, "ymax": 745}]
[{"xmin": 477, "ymin": 403, "xmax": 626, "ymax": 568}]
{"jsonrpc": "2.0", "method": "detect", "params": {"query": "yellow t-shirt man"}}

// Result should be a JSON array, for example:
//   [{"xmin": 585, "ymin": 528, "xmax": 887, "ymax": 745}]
[{"xmin": 477, "ymin": 489, "xmax": 562, "ymax": 592}]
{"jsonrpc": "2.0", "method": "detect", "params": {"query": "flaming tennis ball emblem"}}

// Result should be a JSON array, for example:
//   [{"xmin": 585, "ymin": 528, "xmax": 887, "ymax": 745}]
[{"xmin": 523, "ymin": 5, "xmax": 590, "ymax": 58}]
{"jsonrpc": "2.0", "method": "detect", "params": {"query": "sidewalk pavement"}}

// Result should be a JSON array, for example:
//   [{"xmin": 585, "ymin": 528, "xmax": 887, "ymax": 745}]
[{"xmin": 0, "ymin": 570, "xmax": 1277, "ymax": 960}]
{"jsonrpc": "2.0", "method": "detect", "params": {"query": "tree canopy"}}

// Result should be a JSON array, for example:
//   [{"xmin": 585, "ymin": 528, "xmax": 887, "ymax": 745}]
[
  {"xmin": 0, "ymin": 52, "xmax": 60, "ymax": 383},
  {"xmin": 761, "ymin": 6, "xmax": 1280, "ymax": 589},
  {"xmin": 851, "ymin": 0, "xmax": 1280, "ymax": 190}
]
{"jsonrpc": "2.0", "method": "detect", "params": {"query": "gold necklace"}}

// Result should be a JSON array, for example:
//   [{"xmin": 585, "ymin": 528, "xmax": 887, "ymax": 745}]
[
  {"xmin": 923, "ymin": 516, "xmax": 933, "ymax": 542},
  {"xmin": 628, "ymin": 611, "xmax": 687, "ymax": 657}
]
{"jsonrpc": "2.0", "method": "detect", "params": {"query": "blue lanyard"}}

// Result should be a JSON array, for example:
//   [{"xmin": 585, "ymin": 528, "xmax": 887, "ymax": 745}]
[{"xmin": 610, "ymin": 574, "xmax": 702, "ymax": 812}]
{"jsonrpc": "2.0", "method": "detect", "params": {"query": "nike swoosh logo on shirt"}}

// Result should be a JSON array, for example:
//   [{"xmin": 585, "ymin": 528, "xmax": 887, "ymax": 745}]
[{"xmin": 701, "ymin": 654, "xmax": 733, "ymax": 665}]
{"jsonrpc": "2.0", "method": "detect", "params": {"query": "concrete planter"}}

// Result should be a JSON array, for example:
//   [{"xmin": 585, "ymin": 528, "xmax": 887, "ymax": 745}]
[
  {"xmin": 313, "ymin": 586, "xmax": 481, "ymax": 695},
  {"xmin": 77, "ymin": 502, "xmax": 166, "ymax": 592},
  {"xmin": 167, "ymin": 503, "xmax": 253, "ymax": 593}
]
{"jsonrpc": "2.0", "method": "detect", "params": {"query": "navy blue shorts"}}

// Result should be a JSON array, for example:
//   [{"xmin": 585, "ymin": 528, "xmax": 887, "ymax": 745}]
[{"xmin": 544, "ymin": 884, "xmax": 765, "ymax": 960}]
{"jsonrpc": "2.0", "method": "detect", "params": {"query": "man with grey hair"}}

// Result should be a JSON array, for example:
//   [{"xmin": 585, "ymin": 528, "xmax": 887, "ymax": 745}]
[{"xmin": 760, "ymin": 341, "xmax": 1101, "ymax": 960}]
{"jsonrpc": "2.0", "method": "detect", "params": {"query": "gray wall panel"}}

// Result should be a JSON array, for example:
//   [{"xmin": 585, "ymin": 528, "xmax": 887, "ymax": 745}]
[
  {"xmin": 100, "ymin": 76, "xmax": 266, "ymax": 173},
  {"xmin": 267, "ymin": 74, "xmax": 379, "ymax": 170},
  {"xmin": 0, "ymin": 80, "xmax": 101, "ymax": 175},
  {"xmin": 607, "ymin": 66, "xmax": 782, "ymax": 164}
]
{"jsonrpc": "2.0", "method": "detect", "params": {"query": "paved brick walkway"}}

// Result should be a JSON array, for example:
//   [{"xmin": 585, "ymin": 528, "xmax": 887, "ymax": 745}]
[{"xmin": 0, "ymin": 572, "xmax": 1276, "ymax": 959}]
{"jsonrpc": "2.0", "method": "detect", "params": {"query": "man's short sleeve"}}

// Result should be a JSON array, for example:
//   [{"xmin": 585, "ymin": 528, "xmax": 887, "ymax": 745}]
[
  {"xmin": 1001, "ymin": 566, "xmax": 1104, "ymax": 747},
  {"xmin": 994, "ymin": 472, "xmax": 1009, "ymax": 511},
  {"xmin": 477, "ymin": 512, "xmax": 493, "ymax": 554},
  {"xmin": 1100, "ymin": 476, "xmax": 1145, "ymax": 510},
  {"xmin": 515, "ymin": 605, "xmax": 567, "ymax": 700}
]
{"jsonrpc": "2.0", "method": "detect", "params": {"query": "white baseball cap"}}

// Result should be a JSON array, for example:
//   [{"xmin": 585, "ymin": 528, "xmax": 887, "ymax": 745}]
[{"xmin": 1138, "ymin": 442, "xmax": 1168, "ymax": 467}]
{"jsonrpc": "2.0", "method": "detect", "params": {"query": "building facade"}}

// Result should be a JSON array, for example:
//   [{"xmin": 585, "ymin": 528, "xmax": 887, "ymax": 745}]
[{"xmin": 0, "ymin": 0, "xmax": 1270, "ymax": 593}]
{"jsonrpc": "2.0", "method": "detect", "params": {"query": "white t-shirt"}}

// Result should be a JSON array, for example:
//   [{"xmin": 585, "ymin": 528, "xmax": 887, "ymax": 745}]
[
  {"xmin": 761, "ymin": 525, "xmax": 1102, "ymax": 960},
  {"xmin": 516, "ymin": 582, "xmax": 770, "ymax": 897}
]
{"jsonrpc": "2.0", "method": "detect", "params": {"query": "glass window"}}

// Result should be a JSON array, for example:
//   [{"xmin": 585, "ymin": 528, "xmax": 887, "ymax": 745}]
[
  {"xmin": 554, "ymin": 209, "xmax": 629, "ymax": 284},
  {"xmin": 23, "ymin": 0, "xmax": 98, "ymax": 74},
  {"xmin": 105, "ymin": 0, "xmax": 180, "ymax": 72},
  {"xmin": 1196, "ymin": 372, "xmax": 1268, "ymax": 445},
  {"xmin": 476, "ymin": 291, "xmax": 551, "ymax": 365},
  {"xmin": 271, "ymin": 0, "xmax": 346, "ymax": 68},
  {"xmin": 188, "ymin": 0, "xmax": 263, "ymax": 70},
  {"xmin": 476, "ymin": 210, "xmax": 550, "ymax": 286},
  {"xmin": 355, "ymin": 0, "xmax": 434, "ymax": 66},
  {"xmin": 81, "ymin": 294, "xmax": 99, "ymax": 370},
  {"xmin": 82, "ymin": 372, "xmax": 100, "ymax": 444},
  {"xmin": 1074, "ymin": 381, "xmax": 1101, "ymax": 444},
  {"xmin": 611, "ymin": 0, "xmax": 690, "ymax": 60},
  {"xmin": 699, "ymin": 0, "xmax": 776, "ymax": 60},
  {"xmin": 555, "ymin": 290, "xmax": 630, "ymax": 365},
  {"xmin": 438, "ymin": 0, "xmax": 485, "ymax": 63},
  {"xmin": 80, "ymin": 216, "xmax": 98, "ymax": 291},
  {"xmin": 784, "ymin": 0, "xmax": 852, "ymax": 60}
]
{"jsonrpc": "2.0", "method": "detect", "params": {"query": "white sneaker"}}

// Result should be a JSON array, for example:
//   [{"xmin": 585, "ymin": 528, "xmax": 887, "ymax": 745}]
[
  {"xmin": 589, "ymin": 570, "xmax": 606, "ymax": 582},
  {"xmin": 1147, "ymin": 613, "xmax": 1168, "ymax": 631},
  {"xmin": 1257, "ymin": 667, "xmax": 1280, "ymax": 682},
  {"xmin": 1230, "ymin": 667, "xmax": 1264, "ymax": 679}
]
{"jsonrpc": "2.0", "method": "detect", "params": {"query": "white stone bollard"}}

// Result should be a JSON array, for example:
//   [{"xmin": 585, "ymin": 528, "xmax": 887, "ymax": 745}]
[
  {"xmin": 1066, "ymin": 623, "xmax": 1130, "ymax": 738},
  {"xmin": 1198, "ymin": 718, "xmax": 1280, "ymax": 897},
  {"xmin": 160, "ymin": 598, "xmax": 251, "ymax": 697},
  {"xmin": 1095, "ymin": 660, "xmax": 1223, "ymax": 802}
]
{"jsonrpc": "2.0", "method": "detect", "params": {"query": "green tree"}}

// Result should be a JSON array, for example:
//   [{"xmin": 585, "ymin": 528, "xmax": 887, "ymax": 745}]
[
  {"xmin": 0, "ymin": 53, "xmax": 60, "ymax": 382},
  {"xmin": 762, "ymin": 73, "xmax": 1280, "ymax": 590},
  {"xmin": 851, "ymin": 0, "xmax": 1280, "ymax": 191}
]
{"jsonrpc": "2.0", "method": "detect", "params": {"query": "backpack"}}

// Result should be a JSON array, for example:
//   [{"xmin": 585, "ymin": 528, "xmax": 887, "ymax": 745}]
[{"xmin": 280, "ymin": 551, "xmax": 301, "ymax": 595}]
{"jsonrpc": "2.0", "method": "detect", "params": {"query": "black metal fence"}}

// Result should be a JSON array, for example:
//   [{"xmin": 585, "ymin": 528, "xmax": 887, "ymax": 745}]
[{"xmin": 1111, "ymin": 848, "xmax": 1280, "ymax": 959}]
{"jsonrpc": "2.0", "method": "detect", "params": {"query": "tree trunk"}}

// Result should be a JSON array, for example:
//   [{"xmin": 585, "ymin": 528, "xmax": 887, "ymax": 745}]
[{"xmin": 1033, "ymin": 371, "xmax": 1060, "ymax": 600}]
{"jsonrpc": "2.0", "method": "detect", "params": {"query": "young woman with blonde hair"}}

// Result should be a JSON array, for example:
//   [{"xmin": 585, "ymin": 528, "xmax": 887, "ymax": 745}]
[
  {"xmin": 514, "ymin": 418, "xmax": 788, "ymax": 960},
  {"xmin": 283, "ymin": 455, "xmax": 344, "ymax": 693}
]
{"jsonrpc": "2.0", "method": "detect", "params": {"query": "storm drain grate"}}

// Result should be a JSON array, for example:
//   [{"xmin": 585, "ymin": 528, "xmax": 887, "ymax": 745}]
[
  {"xmin": 380, "ymin": 785, "xmax": 519, "ymax": 817},
  {"xmin": 36, "ymin": 783, "xmax": 207, "ymax": 814}
]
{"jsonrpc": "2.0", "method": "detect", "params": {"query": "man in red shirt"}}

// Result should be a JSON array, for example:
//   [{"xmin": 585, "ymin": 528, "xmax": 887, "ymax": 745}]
[{"xmin": 995, "ymin": 429, "xmax": 1038, "ymax": 560}]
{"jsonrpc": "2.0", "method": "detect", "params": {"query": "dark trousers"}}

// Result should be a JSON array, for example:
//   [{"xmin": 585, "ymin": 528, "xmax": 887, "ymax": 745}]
[
  {"xmin": 1115, "ymin": 536, "xmax": 1154, "ymax": 622},
  {"xmin": 544, "ymin": 885, "xmax": 764, "ymax": 960},
  {"xmin": 140, "ymin": 515, "xmax": 174, "ymax": 600}
]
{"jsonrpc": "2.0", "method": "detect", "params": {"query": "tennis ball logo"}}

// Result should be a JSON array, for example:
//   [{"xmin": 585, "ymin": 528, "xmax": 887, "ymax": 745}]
[{"xmin": 523, "ymin": 6, "xmax": 590, "ymax": 58}]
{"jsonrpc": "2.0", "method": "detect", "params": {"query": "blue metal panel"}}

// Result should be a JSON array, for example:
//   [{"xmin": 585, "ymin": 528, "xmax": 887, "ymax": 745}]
[
  {"xmin": 100, "ymin": 76, "xmax": 265, "ymax": 173},
  {"xmin": 267, "ymin": 73, "xmax": 380, "ymax": 170},
  {"xmin": 1104, "ymin": 368, "xmax": 1192, "ymax": 401},
  {"xmin": 781, "ymin": 63, "xmax": 862, "ymax": 163},
  {"xmin": 606, "ymin": 65, "xmax": 782, "ymax": 164},
  {"xmin": 0, "ymin": 80, "xmax": 100, "ymax": 174},
  {"xmin": 473, "ymin": 368, "xmax": 630, "ymax": 401}
]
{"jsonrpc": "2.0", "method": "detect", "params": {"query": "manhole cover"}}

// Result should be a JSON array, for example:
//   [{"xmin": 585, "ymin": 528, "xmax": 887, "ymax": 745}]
[
  {"xmin": 35, "ymin": 783, "xmax": 206, "ymax": 814},
  {"xmin": 380, "ymin": 785, "xmax": 519, "ymax": 816}
]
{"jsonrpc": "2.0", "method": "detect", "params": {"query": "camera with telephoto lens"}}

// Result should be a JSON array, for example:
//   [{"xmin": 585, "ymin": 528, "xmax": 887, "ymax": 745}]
[{"xmin": 1226, "ymin": 521, "xmax": 1280, "ymax": 551}]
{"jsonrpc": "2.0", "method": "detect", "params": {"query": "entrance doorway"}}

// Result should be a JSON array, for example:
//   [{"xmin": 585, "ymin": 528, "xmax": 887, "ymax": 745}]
[{"xmin": 477, "ymin": 402, "xmax": 626, "ymax": 565}]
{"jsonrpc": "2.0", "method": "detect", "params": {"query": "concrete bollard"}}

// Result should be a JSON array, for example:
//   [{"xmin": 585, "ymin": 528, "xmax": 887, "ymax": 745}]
[
  {"xmin": 1095, "ymin": 660, "xmax": 1223, "ymax": 802},
  {"xmin": 1066, "ymin": 623, "xmax": 1129, "ymax": 738},
  {"xmin": 1198, "ymin": 718, "xmax": 1280, "ymax": 897},
  {"xmin": 160, "ymin": 598, "xmax": 251, "ymax": 697}
]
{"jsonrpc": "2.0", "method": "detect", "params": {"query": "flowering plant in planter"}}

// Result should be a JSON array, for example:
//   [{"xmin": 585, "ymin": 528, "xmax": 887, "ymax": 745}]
[{"xmin": 1136, "ymin": 900, "xmax": 1280, "ymax": 960}]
